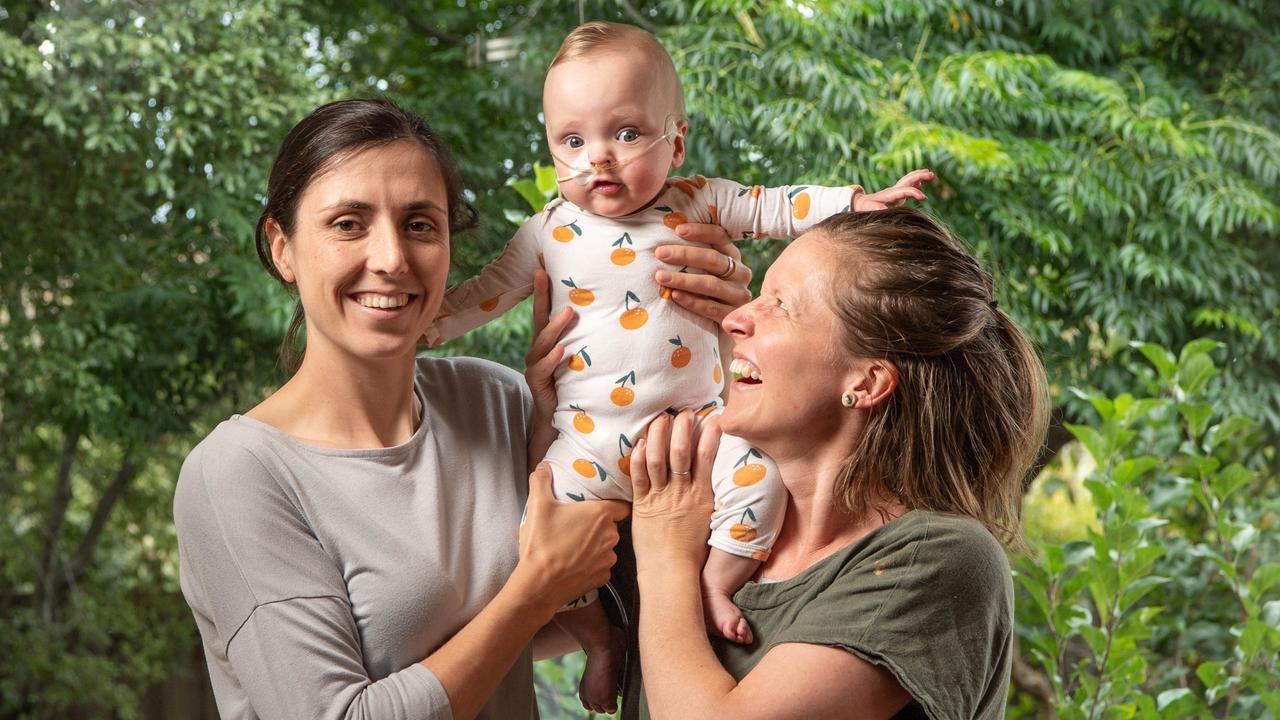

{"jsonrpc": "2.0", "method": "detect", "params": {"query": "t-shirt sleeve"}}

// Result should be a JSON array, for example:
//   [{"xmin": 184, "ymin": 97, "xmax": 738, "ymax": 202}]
[
  {"xmin": 774, "ymin": 517, "xmax": 1013, "ymax": 720},
  {"xmin": 175, "ymin": 440, "xmax": 455, "ymax": 720},
  {"xmin": 703, "ymin": 176, "xmax": 859, "ymax": 241},
  {"xmin": 423, "ymin": 219, "xmax": 543, "ymax": 348}
]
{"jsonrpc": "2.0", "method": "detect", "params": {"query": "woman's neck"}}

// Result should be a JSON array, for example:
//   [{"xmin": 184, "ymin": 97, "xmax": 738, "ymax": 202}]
[
  {"xmin": 249, "ymin": 343, "xmax": 420, "ymax": 449},
  {"xmin": 761, "ymin": 447, "xmax": 906, "ymax": 581}
]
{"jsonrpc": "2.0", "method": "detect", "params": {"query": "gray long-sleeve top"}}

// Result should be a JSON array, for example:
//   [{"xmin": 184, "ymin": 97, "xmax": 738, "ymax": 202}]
[{"xmin": 174, "ymin": 356, "xmax": 539, "ymax": 720}]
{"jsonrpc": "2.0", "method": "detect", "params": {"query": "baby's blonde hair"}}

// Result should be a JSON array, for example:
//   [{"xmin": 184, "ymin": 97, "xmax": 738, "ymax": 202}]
[{"xmin": 548, "ymin": 21, "xmax": 686, "ymax": 120}]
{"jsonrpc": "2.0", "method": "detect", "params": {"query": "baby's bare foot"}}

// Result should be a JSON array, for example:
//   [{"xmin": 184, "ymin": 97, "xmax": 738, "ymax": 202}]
[
  {"xmin": 578, "ymin": 625, "xmax": 625, "ymax": 714},
  {"xmin": 703, "ymin": 589, "xmax": 754, "ymax": 644}
]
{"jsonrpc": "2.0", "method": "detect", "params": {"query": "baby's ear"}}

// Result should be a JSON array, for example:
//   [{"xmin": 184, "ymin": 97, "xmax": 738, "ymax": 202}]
[{"xmin": 670, "ymin": 120, "xmax": 689, "ymax": 169}]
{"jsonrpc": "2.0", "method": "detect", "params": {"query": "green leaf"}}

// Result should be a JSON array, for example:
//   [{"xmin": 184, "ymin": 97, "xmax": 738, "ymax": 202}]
[
  {"xmin": 1155, "ymin": 688, "xmax": 1192, "ymax": 711},
  {"xmin": 1176, "ymin": 402, "xmax": 1214, "ymax": 438},
  {"xmin": 1240, "ymin": 617, "xmax": 1268, "ymax": 660},
  {"xmin": 1102, "ymin": 703, "xmax": 1138, "ymax": 720},
  {"xmin": 1121, "ymin": 398, "xmax": 1164, "ymax": 424},
  {"xmin": 1249, "ymin": 562, "xmax": 1280, "ymax": 599},
  {"xmin": 1178, "ymin": 338, "xmax": 1221, "ymax": 366},
  {"xmin": 1204, "ymin": 415, "xmax": 1255, "ymax": 451},
  {"xmin": 1112, "ymin": 457, "xmax": 1159, "ymax": 485},
  {"xmin": 1119, "ymin": 576, "xmax": 1169, "ymax": 613},
  {"xmin": 1261, "ymin": 690, "xmax": 1280, "ymax": 718},
  {"xmin": 1071, "ymin": 387, "xmax": 1115, "ymax": 421},
  {"xmin": 1043, "ymin": 543, "xmax": 1066, "ymax": 575},
  {"xmin": 1261, "ymin": 600, "xmax": 1280, "ymax": 630},
  {"xmin": 533, "ymin": 163, "xmax": 559, "ymax": 197},
  {"xmin": 1079, "ymin": 624, "xmax": 1107, "ymax": 656},
  {"xmin": 1083, "ymin": 478, "xmax": 1114, "ymax": 510},
  {"xmin": 1190, "ymin": 456, "xmax": 1222, "ymax": 479},
  {"xmin": 1230, "ymin": 524, "xmax": 1258, "ymax": 554},
  {"xmin": 1067, "ymin": 423, "xmax": 1111, "ymax": 464},
  {"xmin": 1132, "ymin": 342, "xmax": 1176, "ymax": 382},
  {"xmin": 1017, "ymin": 571, "xmax": 1052, "ymax": 618},
  {"xmin": 1212, "ymin": 463, "xmax": 1255, "ymax": 502},
  {"xmin": 1176, "ymin": 352, "xmax": 1218, "ymax": 396},
  {"xmin": 507, "ymin": 177, "xmax": 547, "ymax": 214},
  {"xmin": 1131, "ymin": 518, "xmax": 1169, "ymax": 533},
  {"xmin": 1194, "ymin": 660, "xmax": 1224, "ymax": 688}
]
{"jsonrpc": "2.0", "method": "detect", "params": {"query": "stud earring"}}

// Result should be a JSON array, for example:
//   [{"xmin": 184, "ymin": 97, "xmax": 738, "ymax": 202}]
[{"xmin": 841, "ymin": 392, "xmax": 855, "ymax": 408}]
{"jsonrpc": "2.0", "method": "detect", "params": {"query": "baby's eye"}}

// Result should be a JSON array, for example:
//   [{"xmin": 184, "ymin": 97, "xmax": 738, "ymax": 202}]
[
  {"xmin": 565, "ymin": 135, "xmax": 585, "ymax": 150},
  {"xmin": 616, "ymin": 128, "xmax": 640, "ymax": 143}
]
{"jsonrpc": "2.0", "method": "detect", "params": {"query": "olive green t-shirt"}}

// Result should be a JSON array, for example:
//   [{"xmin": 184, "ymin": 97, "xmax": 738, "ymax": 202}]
[{"xmin": 619, "ymin": 510, "xmax": 1013, "ymax": 720}]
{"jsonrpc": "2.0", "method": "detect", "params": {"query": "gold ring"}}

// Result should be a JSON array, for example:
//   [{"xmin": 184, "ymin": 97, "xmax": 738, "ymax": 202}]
[
  {"xmin": 714, "ymin": 256, "xmax": 737, "ymax": 280},
  {"xmin": 671, "ymin": 470, "xmax": 691, "ymax": 478}
]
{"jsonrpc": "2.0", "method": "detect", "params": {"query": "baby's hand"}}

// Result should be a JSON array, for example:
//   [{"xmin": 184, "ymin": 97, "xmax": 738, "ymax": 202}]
[{"xmin": 854, "ymin": 168, "xmax": 935, "ymax": 211}]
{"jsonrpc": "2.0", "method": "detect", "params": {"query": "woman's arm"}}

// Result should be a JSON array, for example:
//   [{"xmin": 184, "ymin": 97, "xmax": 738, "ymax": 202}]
[
  {"xmin": 655, "ymin": 170, "xmax": 934, "ymax": 321},
  {"xmin": 424, "ymin": 466, "xmax": 630, "ymax": 720},
  {"xmin": 177, "ymin": 442, "xmax": 627, "ymax": 720},
  {"xmin": 629, "ymin": 413, "xmax": 910, "ymax": 720}
]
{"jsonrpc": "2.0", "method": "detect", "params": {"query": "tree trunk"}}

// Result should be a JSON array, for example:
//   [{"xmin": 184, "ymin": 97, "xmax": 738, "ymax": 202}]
[
  {"xmin": 1011, "ymin": 648, "xmax": 1059, "ymax": 720},
  {"xmin": 1024, "ymin": 405, "xmax": 1076, "ymax": 493},
  {"xmin": 38, "ymin": 424, "xmax": 81, "ymax": 623},
  {"xmin": 65, "ymin": 447, "xmax": 141, "ymax": 591}
]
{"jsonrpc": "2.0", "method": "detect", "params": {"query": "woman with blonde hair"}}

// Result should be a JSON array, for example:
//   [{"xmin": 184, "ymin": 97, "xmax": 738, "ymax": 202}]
[{"xmin": 625, "ymin": 206, "xmax": 1048, "ymax": 720}]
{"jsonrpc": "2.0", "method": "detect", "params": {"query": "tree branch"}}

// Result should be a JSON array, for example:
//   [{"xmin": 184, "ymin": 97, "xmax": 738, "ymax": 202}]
[
  {"xmin": 1011, "ymin": 650, "xmax": 1058, "ymax": 719},
  {"xmin": 65, "ymin": 447, "xmax": 141, "ymax": 590},
  {"xmin": 390, "ymin": 0, "xmax": 465, "ymax": 47},
  {"xmin": 617, "ymin": 0, "xmax": 661, "ymax": 34},
  {"xmin": 38, "ymin": 424, "xmax": 81, "ymax": 623},
  {"xmin": 1025, "ymin": 405, "xmax": 1076, "ymax": 492}
]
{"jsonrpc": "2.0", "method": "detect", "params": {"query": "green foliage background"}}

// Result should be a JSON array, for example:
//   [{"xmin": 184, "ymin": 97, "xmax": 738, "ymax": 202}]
[{"xmin": 1, "ymin": 0, "xmax": 1276, "ymax": 717}]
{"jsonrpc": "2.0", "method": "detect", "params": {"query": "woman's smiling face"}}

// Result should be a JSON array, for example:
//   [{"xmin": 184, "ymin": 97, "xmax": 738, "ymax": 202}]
[
  {"xmin": 720, "ymin": 232, "xmax": 852, "ymax": 450},
  {"xmin": 270, "ymin": 140, "xmax": 451, "ymax": 365}
]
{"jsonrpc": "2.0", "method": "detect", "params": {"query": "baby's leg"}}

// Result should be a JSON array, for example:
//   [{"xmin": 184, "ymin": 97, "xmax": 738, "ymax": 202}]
[
  {"xmin": 541, "ymin": 437, "xmax": 629, "ymax": 713},
  {"xmin": 554, "ymin": 602, "xmax": 625, "ymax": 714},
  {"xmin": 702, "ymin": 549, "xmax": 761, "ymax": 644},
  {"xmin": 703, "ymin": 424, "xmax": 785, "ymax": 644}
]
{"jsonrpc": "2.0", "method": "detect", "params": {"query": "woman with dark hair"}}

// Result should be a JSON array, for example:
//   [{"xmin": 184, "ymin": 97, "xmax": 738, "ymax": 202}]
[
  {"xmin": 623, "ymin": 207, "xmax": 1049, "ymax": 720},
  {"xmin": 172, "ymin": 98, "xmax": 753, "ymax": 720}
]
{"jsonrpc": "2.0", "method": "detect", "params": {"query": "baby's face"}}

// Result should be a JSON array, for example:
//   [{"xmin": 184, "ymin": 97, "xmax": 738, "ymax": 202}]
[{"xmin": 543, "ymin": 50, "xmax": 685, "ymax": 217}]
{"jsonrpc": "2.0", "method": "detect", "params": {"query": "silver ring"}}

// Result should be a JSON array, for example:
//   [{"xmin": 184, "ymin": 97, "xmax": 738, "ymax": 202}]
[
  {"xmin": 671, "ymin": 470, "xmax": 691, "ymax": 478},
  {"xmin": 714, "ymin": 255, "xmax": 736, "ymax": 280}
]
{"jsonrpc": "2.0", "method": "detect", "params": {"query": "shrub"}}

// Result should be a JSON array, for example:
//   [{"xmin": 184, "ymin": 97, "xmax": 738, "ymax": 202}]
[{"xmin": 1015, "ymin": 340, "xmax": 1279, "ymax": 718}]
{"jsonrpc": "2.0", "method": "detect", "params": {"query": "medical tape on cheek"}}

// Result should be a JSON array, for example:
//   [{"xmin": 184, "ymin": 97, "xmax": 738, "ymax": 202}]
[
  {"xmin": 551, "ymin": 118, "xmax": 682, "ymax": 186},
  {"xmin": 550, "ymin": 144, "xmax": 599, "ymax": 186}
]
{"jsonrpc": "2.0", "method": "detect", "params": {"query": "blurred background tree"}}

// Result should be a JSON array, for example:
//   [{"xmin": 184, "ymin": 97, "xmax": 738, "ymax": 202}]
[{"xmin": 2, "ymin": 0, "xmax": 1276, "ymax": 718}]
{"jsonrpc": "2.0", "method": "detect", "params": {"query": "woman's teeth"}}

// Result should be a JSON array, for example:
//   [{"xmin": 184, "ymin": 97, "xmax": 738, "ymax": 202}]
[
  {"xmin": 729, "ymin": 358, "xmax": 761, "ymax": 382},
  {"xmin": 356, "ymin": 293, "xmax": 410, "ymax": 309}
]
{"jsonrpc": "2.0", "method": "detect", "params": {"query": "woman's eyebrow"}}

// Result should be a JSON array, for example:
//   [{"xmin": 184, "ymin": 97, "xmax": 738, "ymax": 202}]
[
  {"xmin": 319, "ymin": 200, "xmax": 444, "ymax": 212},
  {"xmin": 403, "ymin": 200, "xmax": 446, "ymax": 213},
  {"xmin": 320, "ymin": 200, "xmax": 373, "ymax": 212}
]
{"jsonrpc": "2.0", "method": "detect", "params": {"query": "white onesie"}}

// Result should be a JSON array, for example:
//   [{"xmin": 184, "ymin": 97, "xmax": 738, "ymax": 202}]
[{"xmin": 425, "ymin": 175, "xmax": 856, "ymax": 560}]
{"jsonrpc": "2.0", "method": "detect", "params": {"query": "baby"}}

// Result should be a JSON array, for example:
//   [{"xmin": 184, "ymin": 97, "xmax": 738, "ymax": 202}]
[{"xmin": 424, "ymin": 21, "xmax": 930, "ymax": 713}]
